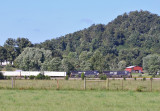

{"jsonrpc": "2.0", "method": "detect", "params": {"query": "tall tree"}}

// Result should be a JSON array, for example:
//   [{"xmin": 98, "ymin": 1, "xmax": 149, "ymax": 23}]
[
  {"xmin": 143, "ymin": 54, "xmax": 160, "ymax": 76},
  {"xmin": 0, "ymin": 46, "xmax": 7, "ymax": 65}
]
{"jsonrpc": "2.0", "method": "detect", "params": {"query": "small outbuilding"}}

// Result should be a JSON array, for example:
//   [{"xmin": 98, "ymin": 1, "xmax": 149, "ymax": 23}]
[{"xmin": 125, "ymin": 66, "xmax": 143, "ymax": 73}]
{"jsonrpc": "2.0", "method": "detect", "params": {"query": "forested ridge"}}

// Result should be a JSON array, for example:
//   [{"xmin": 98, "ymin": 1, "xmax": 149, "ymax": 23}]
[{"xmin": 1, "ymin": 10, "xmax": 160, "ymax": 73}]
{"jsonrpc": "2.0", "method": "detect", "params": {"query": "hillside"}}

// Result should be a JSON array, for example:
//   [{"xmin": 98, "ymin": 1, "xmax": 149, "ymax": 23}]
[
  {"xmin": 2, "ymin": 10, "xmax": 160, "ymax": 72},
  {"xmin": 35, "ymin": 11, "xmax": 160, "ymax": 69}
]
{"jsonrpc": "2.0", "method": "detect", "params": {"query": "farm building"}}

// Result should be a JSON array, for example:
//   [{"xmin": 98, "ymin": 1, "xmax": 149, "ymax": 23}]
[{"xmin": 125, "ymin": 66, "xmax": 143, "ymax": 73}]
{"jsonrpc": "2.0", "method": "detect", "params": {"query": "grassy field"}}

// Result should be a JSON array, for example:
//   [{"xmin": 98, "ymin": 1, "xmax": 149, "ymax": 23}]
[
  {"xmin": 0, "ymin": 79, "xmax": 160, "ymax": 91},
  {"xmin": 0, "ymin": 90, "xmax": 160, "ymax": 111}
]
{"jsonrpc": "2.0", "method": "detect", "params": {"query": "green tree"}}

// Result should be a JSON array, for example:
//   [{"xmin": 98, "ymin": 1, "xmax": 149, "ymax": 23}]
[
  {"xmin": 14, "ymin": 47, "xmax": 52, "ymax": 71},
  {"xmin": 0, "ymin": 46, "xmax": 7, "ymax": 65},
  {"xmin": 143, "ymin": 54, "xmax": 160, "ymax": 75},
  {"xmin": 118, "ymin": 60, "xmax": 127, "ymax": 70}
]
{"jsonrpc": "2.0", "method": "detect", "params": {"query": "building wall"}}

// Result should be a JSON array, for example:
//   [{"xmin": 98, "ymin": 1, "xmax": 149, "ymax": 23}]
[
  {"xmin": 125, "ymin": 68, "xmax": 132, "ymax": 72},
  {"xmin": 125, "ymin": 66, "xmax": 143, "ymax": 73}
]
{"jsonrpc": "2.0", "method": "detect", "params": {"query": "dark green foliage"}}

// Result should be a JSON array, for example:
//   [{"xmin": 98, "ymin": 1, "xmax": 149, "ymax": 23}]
[
  {"xmin": 134, "ymin": 77, "xmax": 137, "ymax": 81},
  {"xmin": 0, "ymin": 66, "xmax": 3, "ymax": 71},
  {"xmin": 45, "ymin": 76, "xmax": 51, "ymax": 80},
  {"xmin": 6, "ymin": 76, "xmax": 11, "ymax": 80},
  {"xmin": 5, "ymin": 65, "xmax": 14, "ymax": 71},
  {"xmin": 81, "ymin": 72, "xmax": 85, "ymax": 80},
  {"xmin": 29, "ymin": 75, "xmax": 35, "ymax": 80},
  {"xmin": 99, "ymin": 74, "xmax": 107, "ymax": 80},
  {"xmin": 123, "ymin": 77, "xmax": 126, "ymax": 80},
  {"xmin": 24, "ymin": 75, "xmax": 27, "ymax": 80},
  {"xmin": 65, "ymin": 75, "xmax": 69, "ymax": 80},
  {"xmin": 143, "ymin": 77, "xmax": 146, "ymax": 81},
  {"xmin": 35, "ymin": 73, "xmax": 45, "ymax": 80},
  {"xmin": 0, "ymin": 72, "xmax": 4, "ymax": 79}
]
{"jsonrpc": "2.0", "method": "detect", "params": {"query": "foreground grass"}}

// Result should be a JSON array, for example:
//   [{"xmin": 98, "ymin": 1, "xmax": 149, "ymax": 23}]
[{"xmin": 0, "ymin": 90, "xmax": 160, "ymax": 111}]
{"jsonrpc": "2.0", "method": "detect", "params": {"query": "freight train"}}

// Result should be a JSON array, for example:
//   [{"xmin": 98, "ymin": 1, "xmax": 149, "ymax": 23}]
[{"xmin": 0, "ymin": 70, "xmax": 132, "ymax": 78}]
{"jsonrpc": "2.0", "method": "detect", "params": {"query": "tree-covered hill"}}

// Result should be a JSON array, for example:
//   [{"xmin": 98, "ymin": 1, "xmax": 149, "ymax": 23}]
[{"xmin": 2, "ymin": 10, "xmax": 160, "ymax": 72}]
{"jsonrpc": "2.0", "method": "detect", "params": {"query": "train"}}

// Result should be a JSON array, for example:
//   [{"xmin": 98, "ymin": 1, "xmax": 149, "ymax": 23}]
[
  {"xmin": 0, "ymin": 70, "xmax": 132, "ymax": 78},
  {"xmin": 70, "ymin": 71, "xmax": 132, "ymax": 78}
]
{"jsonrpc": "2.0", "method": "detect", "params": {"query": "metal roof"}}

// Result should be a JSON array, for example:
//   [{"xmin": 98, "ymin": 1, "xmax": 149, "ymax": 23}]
[{"xmin": 126, "ymin": 66, "xmax": 135, "ymax": 68}]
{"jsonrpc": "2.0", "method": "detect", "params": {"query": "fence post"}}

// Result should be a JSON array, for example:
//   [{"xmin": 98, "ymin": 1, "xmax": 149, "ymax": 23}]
[
  {"xmin": 122, "ymin": 79, "xmax": 123, "ymax": 90},
  {"xmin": 14, "ymin": 77, "xmax": 15, "ymax": 88},
  {"xmin": 150, "ymin": 79, "xmax": 152, "ymax": 92},
  {"xmin": 107, "ymin": 78, "xmax": 109, "ymax": 90},
  {"xmin": 84, "ymin": 78, "xmax": 86, "ymax": 90},
  {"xmin": 57, "ymin": 79, "xmax": 59, "ymax": 89},
  {"xmin": 11, "ymin": 77, "xmax": 15, "ymax": 89},
  {"xmin": 12, "ymin": 77, "xmax": 13, "ymax": 89},
  {"xmin": 106, "ymin": 79, "xmax": 107, "ymax": 89}
]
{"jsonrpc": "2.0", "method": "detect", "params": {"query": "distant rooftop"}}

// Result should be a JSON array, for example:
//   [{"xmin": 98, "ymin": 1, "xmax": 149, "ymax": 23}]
[{"xmin": 126, "ymin": 66, "xmax": 135, "ymax": 68}]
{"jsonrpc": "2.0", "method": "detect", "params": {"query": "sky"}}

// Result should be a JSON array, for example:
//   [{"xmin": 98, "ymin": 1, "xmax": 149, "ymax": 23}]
[{"xmin": 0, "ymin": 0, "xmax": 160, "ymax": 45}]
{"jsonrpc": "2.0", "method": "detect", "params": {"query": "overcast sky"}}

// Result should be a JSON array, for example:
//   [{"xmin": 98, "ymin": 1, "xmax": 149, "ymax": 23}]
[{"xmin": 0, "ymin": 0, "xmax": 160, "ymax": 45}]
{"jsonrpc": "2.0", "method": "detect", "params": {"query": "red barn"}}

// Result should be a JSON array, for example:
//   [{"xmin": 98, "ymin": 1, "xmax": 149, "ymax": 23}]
[{"xmin": 125, "ymin": 66, "xmax": 143, "ymax": 73}]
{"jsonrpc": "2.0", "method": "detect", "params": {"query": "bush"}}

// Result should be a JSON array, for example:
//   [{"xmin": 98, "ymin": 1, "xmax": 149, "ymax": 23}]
[
  {"xmin": 123, "ymin": 77, "xmax": 126, "ymax": 80},
  {"xmin": 81, "ymin": 72, "xmax": 85, "ymax": 80},
  {"xmin": 75, "ymin": 75, "xmax": 79, "ymax": 78},
  {"xmin": 136, "ymin": 86, "xmax": 146, "ymax": 92},
  {"xmin": 64, "ymin": 75, "xmax": 69, "ymax": 80},
  {"xmin": 134, "ymin": 77, "xmax": 137, "ymax": 81},
  {"xmin": 29, "ymin": 75, "xmax": 35, "ymax": 80},
  {"xmin": 0, "ymin": 72, "xmax": 4, "ymax": 79},
  {"xmin": 143, "ymin": 77, "xmax": 146, "ymax": 81},
  {"xmin": 35, "ymin": 73, "xmax": 45, "ymax": 80},
  {"xmin": 45, "ymin": 75, "xmax": 51, "ymax": 80},
  {"xmin": 5, "ymin": 65, "xmax": 14, "ymax": 71},
  {"xmin": 138, "ymin": 74, "xmax": 142, "ymax": 77},
  {"xmin": 0, "ymin": 66, "xmax": 3, "ymax": 71},
  {"xmin": 24, "ymin": 75, "xmax": 27, "ymax": 80},
  {"xmin": 6, "ymin": 76, "xmax": 11, "ymax": 80},
  {"xmin": 99, "ymin": 74, "xmax": 107, "ymax": 80}
]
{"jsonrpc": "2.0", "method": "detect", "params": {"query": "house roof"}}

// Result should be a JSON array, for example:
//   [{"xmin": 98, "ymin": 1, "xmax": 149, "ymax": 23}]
[{"xmin": 126, "ymin": 66, "xmax": 135, "ymax": 68}]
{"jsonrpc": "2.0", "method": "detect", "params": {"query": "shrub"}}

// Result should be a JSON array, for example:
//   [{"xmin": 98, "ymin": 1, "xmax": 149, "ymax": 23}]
[
  {"xmin": 29, "ymin": 75, "xmax": 35, "ymax": 80},
  {"xmin": 99, "ymin": 74, "xmax": 107, "ymax": 80},
  {"xmin": 35, "ymin": 73, "xmax": 45, "ymax": 80},
  {"xmin": 143, "ymin": 77, "xmax": 146, "ymax": 81},
  {"xmin": 75, "ymin": 75, "xmax": 79, "ymax": 78},
  {"xmin": 6, "ymin": 76, "xmax": 11, "ymax": 80},
  {"xmin": 0, "ymin": 66, "xmax": 3, "ymax": 71},
  {"xmin": 123, "ymin": 77, "xmax": 126, "ymax": 80},
  {"xmin": 24, "ymin": 75, "xmax": 27, "ymax": 80},
  {"xmin": 134, "ymin": 77, "xmax": 137, "ymax": 81},
  {"xmin": 138, "ymin": 74, "xmax": 142, "ymax": 77},
  {"xmin": 81, "ymin": 72, "xmax": 85, "ymax": 80},
  {"xmin": 136, "ymin": 86, "xmax": 146, "ymax": 92},
  {"xmin": 64, "ymin": 75, "xmax": 69, "ymax": 80},
  {"xmin": 5, "ymin": 65, "xmax": 14, "ymax": 71},
  {"xmin": 0, "ymin": 72, "xmax": 4, "ymax": 79},
  {"xmin": 45, "ymin": 75, "xmax": 51, "ymax": 80}
]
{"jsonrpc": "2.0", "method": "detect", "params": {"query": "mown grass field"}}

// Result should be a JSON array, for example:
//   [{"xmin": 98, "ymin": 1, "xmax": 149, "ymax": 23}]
[
  {"xmin": 0, "ymin": 90, "xmax": 160, "ymax": 111},
  {"xmin": 0, "ymin": 79, "xmax": 160, "ymax": 91}
]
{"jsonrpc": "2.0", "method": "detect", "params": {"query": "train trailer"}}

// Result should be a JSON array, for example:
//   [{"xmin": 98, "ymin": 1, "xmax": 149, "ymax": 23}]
[
  {"xmin": 103, "ymin": 71, "xmax": 132, "ymax": 78},
  {"xmin": 70, "ymin": 71, "xmax": 99, "ymax": 78}
]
